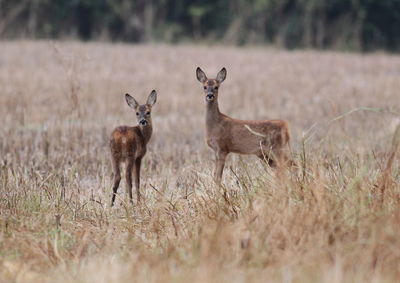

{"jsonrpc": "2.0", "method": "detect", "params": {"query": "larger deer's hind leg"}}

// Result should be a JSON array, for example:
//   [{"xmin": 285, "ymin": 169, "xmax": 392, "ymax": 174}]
[
  {"xmin": 126, "ymin": 159, "xmax": 134, "ymax": 204},
  {"xmin": 257, "ymin": 142, "xmax": 276, "ymax": 168},
  {"xmin": 259, "ymin": 147, "xmax": 290, "ymax": 169},
  {"xmin": 133, "ymin": 157, "xmax": 142, "ymax": 203},
  {"xmin": 257, "ymin": 154, "xmax": 276, "ymax": 167},
  {"xmin": 111, "ymin": 157, "xmax": 121, "ymax": 207},
  {"xmin": 278, "ymin": 150, "xmax": 294, "ymax": 167},
  {"xmin": 214, "ymin": 151, "xmax": 228, "ymax": 185}
]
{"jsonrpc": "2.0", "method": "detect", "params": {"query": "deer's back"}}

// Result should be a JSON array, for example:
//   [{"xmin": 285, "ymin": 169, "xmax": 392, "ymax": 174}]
[{"xmin": 110, "ymin": 126, "xmax": 146, "ymax": 160}]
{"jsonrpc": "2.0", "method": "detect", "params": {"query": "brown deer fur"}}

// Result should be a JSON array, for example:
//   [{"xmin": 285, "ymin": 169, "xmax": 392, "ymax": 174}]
[
  {"xmin": 196, "ymin": 67, "xmax": 291, "ymax": 184},
  {"xmin": 110, "ymin": 90, "xmax": 157, "ymax": 206}
]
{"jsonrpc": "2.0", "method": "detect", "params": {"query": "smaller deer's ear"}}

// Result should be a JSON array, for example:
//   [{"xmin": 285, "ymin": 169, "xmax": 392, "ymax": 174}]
[
  {"xmin": 196, "ymin": 67, "xmax": 207, "ymax": 83},
  {"xmin": 147, "ymin": 90, "xmax": 157, "ymax": 106},
  {"xmin": 125, "ymin": 93, "xmax": 139, "ymax": 109},
  {"xmin": 216, "ymin": 67, "xmax": 226, "ymax": 83}
]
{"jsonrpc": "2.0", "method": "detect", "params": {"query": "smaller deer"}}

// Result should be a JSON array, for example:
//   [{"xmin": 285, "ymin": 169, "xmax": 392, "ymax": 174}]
[
  {"xmin": 110, "ymin": 90, "xmax": 157, "ymax": 206},
  {"xmin": 196, "ymin": 67, "xmax": 291, "ymax": 184}
]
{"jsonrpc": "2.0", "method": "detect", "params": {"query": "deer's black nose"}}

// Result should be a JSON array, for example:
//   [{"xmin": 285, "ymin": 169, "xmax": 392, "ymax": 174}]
[
  {"xmin": 206, "ymin": 94, "xmax": 215, "ymax": 101},
  {"xmin": 139, "ymin": 120, "xmax": 147, "ymax": 126}
]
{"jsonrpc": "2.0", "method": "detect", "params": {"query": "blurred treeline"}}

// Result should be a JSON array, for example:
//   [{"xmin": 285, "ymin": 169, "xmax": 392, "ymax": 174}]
[{"xmin": 1, "ymin": 0, "xmax": 400, "ymax": 51}]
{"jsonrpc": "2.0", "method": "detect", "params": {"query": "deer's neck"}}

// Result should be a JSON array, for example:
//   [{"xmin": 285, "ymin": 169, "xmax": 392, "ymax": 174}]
[
  {"xmin": 139, "ymin": 124, "xmax": 153, "ymax": 144},
  {"xmin": 206, "ymin": 100, "xmax": 221, "ymax": 126}
]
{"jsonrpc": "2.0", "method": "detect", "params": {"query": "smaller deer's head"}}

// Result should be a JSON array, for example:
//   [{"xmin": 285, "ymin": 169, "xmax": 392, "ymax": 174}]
[
  {"xmin": 125, "ymin": 90, "xmax": 157, "ymax": 126},
  {"xmin": 196, "ymin": 67, "xmax": 226, "ymax": 102}
]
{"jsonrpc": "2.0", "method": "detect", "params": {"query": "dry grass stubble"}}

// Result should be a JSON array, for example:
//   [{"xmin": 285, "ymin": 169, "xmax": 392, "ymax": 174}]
[{"xmin": 1, "ymin": 41, "xmax": 400, "ymax": 282}]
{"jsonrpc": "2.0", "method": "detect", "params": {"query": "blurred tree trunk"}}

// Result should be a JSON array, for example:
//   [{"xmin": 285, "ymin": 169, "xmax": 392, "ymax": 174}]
[
  {"xmin": 0, "ymin": 0, "xmax": 27, "ymax": 37},
  {"xmin": 189, "ymin": 4, "xmax": 208, "ymax": 40},
  {"xmin": 28, "ymin": 0, "xmax": 40, "ymax": 37},
  {"xmin": 304, "ymin": 4, "xmax": 313, "ymax": 47},
  {"xmin": 144, "ymin": 0, "xmax": 154, "ymax": 42},
  {"xmin": 315, "ymin": 9, "xmax": 326, "ymax": 48},
  {"xmin": 352, "ymin": 1, "xmax": 365, "ymax": 51},
  {"xmin": 224, "ymin": 0, "xmax": 246, "ymax": 44}
]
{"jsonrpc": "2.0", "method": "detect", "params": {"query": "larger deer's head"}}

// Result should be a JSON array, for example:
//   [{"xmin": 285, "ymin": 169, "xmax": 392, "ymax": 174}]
[{"xmin": 196, "ymin": 67, "xmax": 226, "ymax": 102}]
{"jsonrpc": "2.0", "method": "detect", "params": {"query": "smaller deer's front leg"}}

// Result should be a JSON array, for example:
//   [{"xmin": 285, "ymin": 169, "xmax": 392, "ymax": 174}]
[
  {"xmin": 111, "ymin": 157, "xmax": 121, "ymax": 207},
  {"xmin": 214, "ymin": 150, "xmax": 228, "ymax": 185},
  {"xmin": 134, "ymin": 157, "xmax": 142, "ymax": 203},
  {"xmin": 126, "ymin": 159, "xmax": 134, "ymax": 204}
]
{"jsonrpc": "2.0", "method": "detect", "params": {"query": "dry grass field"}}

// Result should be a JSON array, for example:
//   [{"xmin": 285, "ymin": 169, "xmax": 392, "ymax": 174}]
[{"xmin": 1, "ymin": 41, "xmax": 400, "ymax": 282}]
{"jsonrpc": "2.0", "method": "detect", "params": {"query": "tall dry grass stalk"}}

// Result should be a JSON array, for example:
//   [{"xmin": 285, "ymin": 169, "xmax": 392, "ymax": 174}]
[{"xmin": 0, "ymin": 41, "xmax": 400, "ymax": 282}]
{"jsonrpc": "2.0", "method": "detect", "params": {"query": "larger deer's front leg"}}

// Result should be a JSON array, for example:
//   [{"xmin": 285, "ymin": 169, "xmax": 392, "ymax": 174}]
[
  {"xmin": 133, "ymin": 157, "xmax": 142, "ymax": 203},
  {"xmin": 214, "ymin": 150, "xmax": 228, "ymax": 185}
]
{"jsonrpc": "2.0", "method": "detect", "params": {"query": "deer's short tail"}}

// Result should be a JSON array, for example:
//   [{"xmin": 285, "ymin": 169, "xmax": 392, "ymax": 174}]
[
  {"xmin": 282, "ymin": 123, "xmax": 290, "ymax": 145},
  {"xmin": 281, "ymin": 123, "xmax": 297, "ymax": 167}
]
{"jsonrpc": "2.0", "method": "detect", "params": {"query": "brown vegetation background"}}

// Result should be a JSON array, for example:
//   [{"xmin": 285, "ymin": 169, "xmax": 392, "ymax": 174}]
[{"xmin": 1, "ymin": 41, "xmax": 400, "ymax": 282}]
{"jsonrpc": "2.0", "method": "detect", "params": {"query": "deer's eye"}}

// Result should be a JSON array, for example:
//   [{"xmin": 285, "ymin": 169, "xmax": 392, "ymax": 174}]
[
  {"xmin": 203, "ymin": 86, "xmax": 207, "ymax": 90},
  {"xmin": 146, "ymin": 112, "xmax": 150, "ymax": 115},
  {"xmin": 214, "ymin": 86, "xmax": 218, "ymax": 90},
  {"xmin": 136, "ymin": 112, "xmax": 139, "ymax": 116}
]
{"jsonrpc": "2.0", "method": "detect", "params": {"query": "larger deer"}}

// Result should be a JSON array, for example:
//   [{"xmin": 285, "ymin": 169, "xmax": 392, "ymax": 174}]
[
  {"xmin": 196, "ymin": 67, "xmax": 291, "ymax": 184},
  {"xmin": 110, "ymin": 90, "xmax": 157, "ymax": 206}
]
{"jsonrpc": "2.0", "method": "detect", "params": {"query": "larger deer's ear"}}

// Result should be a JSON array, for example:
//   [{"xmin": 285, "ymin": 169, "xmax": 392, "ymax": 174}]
[
  {"xmin": 196, "ymin": 67, "xmax": 207, "ymax": 83},
  {"xmin": 147, "ymin": 90, "xmax": 157, "ymax": 106},
  {"xmin": 216, "ymin": 67, "xmax": 226, "ymax": 83},
  {"xmin": 125, "ymin": 93, "xmax": 139, "ymax": 109}
]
